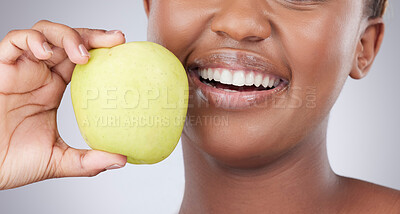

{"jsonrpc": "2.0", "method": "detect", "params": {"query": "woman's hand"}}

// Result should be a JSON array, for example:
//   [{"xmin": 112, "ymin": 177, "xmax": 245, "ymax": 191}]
[{"xmin": 0, "ymin": 20, "xmax": 127, "ymax": 190}]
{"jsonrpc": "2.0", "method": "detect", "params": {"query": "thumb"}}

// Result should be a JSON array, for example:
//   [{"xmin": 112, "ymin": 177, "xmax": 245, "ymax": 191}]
[{"xmin": 53, "ymin": 147, "xmax": 127, "ymax": 178}]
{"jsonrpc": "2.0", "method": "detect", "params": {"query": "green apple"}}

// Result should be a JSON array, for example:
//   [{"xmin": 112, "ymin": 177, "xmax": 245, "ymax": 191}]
[{"xmin": 71, "ymin": 41, "xmax": 189, "ymax": 164}]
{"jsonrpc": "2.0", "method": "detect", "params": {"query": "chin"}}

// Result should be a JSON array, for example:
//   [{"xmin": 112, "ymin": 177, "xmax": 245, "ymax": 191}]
[{"xmin": 182, "ymin": 106, "xmax": 308, "ymax": 169}]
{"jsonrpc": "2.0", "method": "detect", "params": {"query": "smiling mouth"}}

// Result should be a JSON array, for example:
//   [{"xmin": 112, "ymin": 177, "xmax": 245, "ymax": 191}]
[
  {"xmin": 198, "ymin": 68, "xmax": 282, "ymax": 93},
  {"xmin": 186, "ymin": 50, "xmax": 290, "ymax": 109}
]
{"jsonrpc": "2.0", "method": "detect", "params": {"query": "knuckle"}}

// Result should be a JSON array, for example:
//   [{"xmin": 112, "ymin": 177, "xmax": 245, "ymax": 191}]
[
  {"xmin": 86, "ymin": 28, "xmax": 104, "ymax": 34},
  {"xmin": 60, "ymin": 27, "xmax": 81, "ymax": 42},
  {"xmin": 76, "ymin": 28, "xmax": 105, "ymax": 39},
  {"xmin": 5, "ymin": 29, "xmax": 44, "ymax": 41},
  {"xmin": 67, "ymin": 28, "xmax": 81, "ymax": 38},
  {"xmin": 80, "ymin": 28, "xmax": 95, "ymax": 38},
  {"xmin": 26, "ymin": 29, "xmax": 42, "ymax": 37},
  {"xmin": 6, "ymin": 29, "xmax": 20, "ymax": 37},
  {"xmin": 33, "ymin": 19, "xmax": 51, "ymax": 28},
  {"xmin": 27, "ymin": 30, "xmax": 45, "ymax": 42},
  {"xmin": 75, "ymin": 28, "xmax": 89, "ymax": 34}
]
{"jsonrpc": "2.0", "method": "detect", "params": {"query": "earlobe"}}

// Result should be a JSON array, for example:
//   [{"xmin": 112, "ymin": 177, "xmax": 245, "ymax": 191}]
[
  {"xmin": 143, "ymin": 0, "xmax": 151, "ymax": 17},
  {"xmin": 350, "ymin": 18, "xmax": 385, "ymax": 80}
]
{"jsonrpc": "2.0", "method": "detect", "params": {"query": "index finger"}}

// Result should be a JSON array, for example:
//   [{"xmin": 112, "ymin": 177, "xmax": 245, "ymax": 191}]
[
  {"xmin": 32, "ymin": 20, "xmax": 90, "ymax": 65},
  {"xmin": 74, "ymin": 28, "xmax": 126, "ymax": 50}
]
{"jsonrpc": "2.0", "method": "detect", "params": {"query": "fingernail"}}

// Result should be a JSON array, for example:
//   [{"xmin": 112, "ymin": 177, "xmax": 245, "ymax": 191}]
[
  {"xmin": 105, "ymin": 164, "xmax": 123, "ymax": 170},
  {"xmin": 78, "ymin": 44, "xmax": 90, "ymax": 57},
  {"xmin": 42, "ymin": 42, "xmax": 53, "ymax": 54},
  {"xmin": 106, "ymin": 30, "xmax": 123, "ymax": 35}
]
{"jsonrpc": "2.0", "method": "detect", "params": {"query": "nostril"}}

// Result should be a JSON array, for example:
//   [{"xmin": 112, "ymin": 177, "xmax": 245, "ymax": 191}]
[
  {"xmin": 214, "ymin": 31, "xmax": 266, "ymax": 43},
  {"xmin": 243, "ymin": 36, "xmax": 265, "ymax": 42},
  {"xmin": 215, "ymin": 31, "xmax": 229, "ymax": 38}
]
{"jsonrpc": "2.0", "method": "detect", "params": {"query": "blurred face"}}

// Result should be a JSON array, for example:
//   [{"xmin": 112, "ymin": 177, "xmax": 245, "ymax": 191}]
[{"xmin": 145, "ymin": 0, "xmax": 365, "ymax": 168}]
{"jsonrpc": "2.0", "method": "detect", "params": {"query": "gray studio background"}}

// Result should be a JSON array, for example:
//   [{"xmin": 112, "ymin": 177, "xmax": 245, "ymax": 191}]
[{"xmin": 0, "ymin": 1, "xmax": 399, "ymax": 214}]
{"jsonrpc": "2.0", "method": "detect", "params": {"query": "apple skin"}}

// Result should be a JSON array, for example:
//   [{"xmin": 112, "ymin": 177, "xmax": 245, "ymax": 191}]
[{"xmin": 71, "ymin": 41, "xmax": 188, "ymax": 164}]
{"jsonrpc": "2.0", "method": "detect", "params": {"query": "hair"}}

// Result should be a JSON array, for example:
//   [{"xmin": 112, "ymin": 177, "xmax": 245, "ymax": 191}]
[{"xmin": 366, "ymin": 0, "xmax": 388, "ymax": 17}]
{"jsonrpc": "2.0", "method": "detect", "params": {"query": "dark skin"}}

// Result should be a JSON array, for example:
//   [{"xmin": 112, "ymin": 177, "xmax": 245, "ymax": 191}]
[
  {"xmin": 0, "ymin": 0, "xmax": 399, "ymax": 213},
  {"xmin": 143, "ymin": 0, "xmax": 400, "ymax": 213}
]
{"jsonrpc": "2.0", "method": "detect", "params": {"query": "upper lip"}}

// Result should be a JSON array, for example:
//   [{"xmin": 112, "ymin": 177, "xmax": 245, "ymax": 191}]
[{"xmin": 185, "ymin": 48, "xmax": 291, "ymax": 82}]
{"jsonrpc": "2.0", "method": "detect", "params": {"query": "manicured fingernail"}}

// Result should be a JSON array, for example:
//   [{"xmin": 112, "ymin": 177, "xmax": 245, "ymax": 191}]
[
  {"xmin": 106, "ymin": 30, "xmax": 122, "ymax": 35},
  {"xmin": 42, "ymin": 42, "xmax": 53, "ymax": 54},
  {"xmin": 78, "ymin": 44, "xmax": 90, "ymax": 57},
  {"xmin": 105, "ymin": 164, "xmax": 123, "ymax": 170}
]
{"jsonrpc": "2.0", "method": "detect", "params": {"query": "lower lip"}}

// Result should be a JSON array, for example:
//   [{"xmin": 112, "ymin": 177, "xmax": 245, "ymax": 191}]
[{"xmin": 188, "ymin": 70, "xmax": 289, "ymax": 110}]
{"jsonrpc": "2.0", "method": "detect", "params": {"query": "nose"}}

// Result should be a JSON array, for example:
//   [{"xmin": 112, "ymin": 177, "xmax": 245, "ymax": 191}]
[{"xmin": 211, "ymin": 0, "xmax": 271, "ymax": 42}]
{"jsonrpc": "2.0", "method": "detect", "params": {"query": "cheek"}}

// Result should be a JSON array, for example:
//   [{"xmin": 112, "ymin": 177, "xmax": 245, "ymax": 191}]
[
  {"xmin": 280, "ymin": 12, "xmax": 360, "ymax": 117},
  {"xmin": 147, "ymin": 1, "xmax": 213, "ymax": 61}
]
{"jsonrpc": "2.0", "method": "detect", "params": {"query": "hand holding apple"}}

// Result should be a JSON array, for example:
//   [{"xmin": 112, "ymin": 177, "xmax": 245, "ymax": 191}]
[{"xmin": 0, "ymin": 21, "xmax": 129, "ymax": 190}]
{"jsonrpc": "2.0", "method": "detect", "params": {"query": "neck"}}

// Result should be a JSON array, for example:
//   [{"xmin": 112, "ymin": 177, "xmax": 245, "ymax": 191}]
[{"xmin": 179, "ymin": 118, "xmax": 344, "ymax": 214}]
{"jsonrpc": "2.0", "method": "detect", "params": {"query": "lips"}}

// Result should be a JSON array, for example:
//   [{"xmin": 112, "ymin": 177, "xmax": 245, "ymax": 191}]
[{"xmin": 186, "ymin": 50, "xmax": 290, "ymax": 110}]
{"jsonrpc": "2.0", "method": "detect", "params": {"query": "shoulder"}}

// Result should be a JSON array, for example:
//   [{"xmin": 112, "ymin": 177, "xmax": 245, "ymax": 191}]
[{"xmin": 339, "ymin": 176, "xmax": 400, "ymax": 214}]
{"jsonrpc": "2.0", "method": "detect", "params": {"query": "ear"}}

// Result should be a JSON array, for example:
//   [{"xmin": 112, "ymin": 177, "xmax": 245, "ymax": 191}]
[
  {"xmin": 350, "ymin": 18, "xmax": 385, "ymax": 80},
  {"xmin": 143, "ymin": 0, "xmax": 151, "ymax": 18}
]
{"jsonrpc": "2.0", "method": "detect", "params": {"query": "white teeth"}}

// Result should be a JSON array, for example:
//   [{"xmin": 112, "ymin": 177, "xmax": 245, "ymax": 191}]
[
  {"xmin": 199, "ymin": 68, "xmax": 281, "ymax": 89},
  {"xmin": 201, "ymin": 69, "xmax": 207, "ymax": 79},
  {"xmin": 262, "ymin": 76, "xmax": 270, "ymax": 88},
  {"xmin": 268, "ymin": 77, "xmax": 275, "ymax": 88},
  {"xmin": 254, "ymin": 73, "xmax": 263, "ymax": 87},
  {"xmin": 207, "ymin": 68, "xmax": 213, "ymax": 80},
  {"xmin": 245, "ymin": 72, "xmax": 254, "ymax": 86},
  {"xmin": 220, "ymin": 69, "xmax": 233, "ymax": 85},
  {"xmin": 214, "ymin": 69, "xmax": 221, "ymax": 81},
  {"xmin": 232, "ymin": 71, "xmax": 245, "ymax": 86}
]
